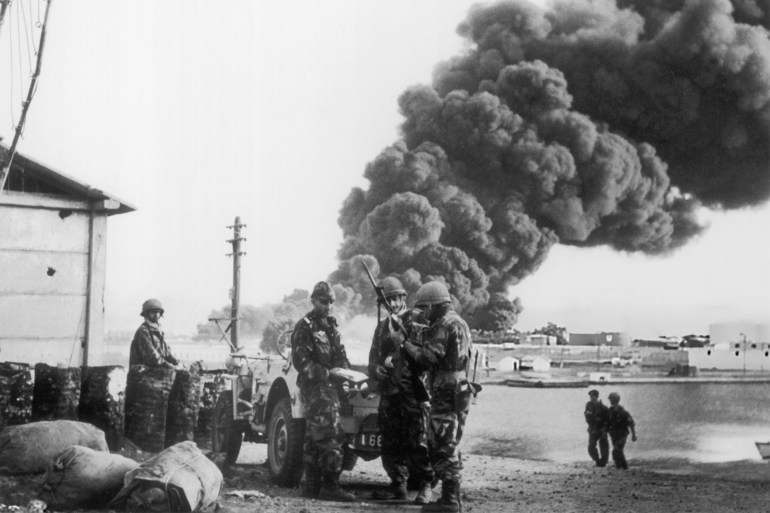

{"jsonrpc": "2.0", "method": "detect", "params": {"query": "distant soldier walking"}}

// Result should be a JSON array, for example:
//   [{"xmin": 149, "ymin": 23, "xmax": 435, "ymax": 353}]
[
  {"xmin": 129, "ymin": 298, "xmax": 182, "ymax": 369},
  {"xmin": 607, "ymin": 392, "xmax": 637, "ymax": 469},
  {"xmin": 584, "ymin": 389, "xmax": 609, "ymax": 467},
  {"xmin": 404, "ymin": 281, "xmax": 474, "ymax": 513},
  {"xmin": 291, "ymin": 281, "xmax": 355, "ymax": 502},
  {"xmin": 368, "ymin": 276, "xmax": 434, "ymax": 504}
]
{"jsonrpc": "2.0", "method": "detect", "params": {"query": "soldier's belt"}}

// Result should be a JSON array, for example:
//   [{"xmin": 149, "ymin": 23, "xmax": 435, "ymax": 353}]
[{"xmin": 434, "ymin": 371, "xmax": 466, "ymax": 380}]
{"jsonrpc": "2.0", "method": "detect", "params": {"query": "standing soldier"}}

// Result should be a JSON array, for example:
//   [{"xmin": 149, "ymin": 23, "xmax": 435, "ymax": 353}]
[
  {"xmin": 129, "ymin": 298, "xmax": 182, "ymax": 369},
  {"xmin": 403, "ymin": 281, "xmax": 473, "ymax": 513},
  {"xmin": 584, "ymin": 389, "xmax": 609, "ymax": 467},
  {"xmin": 291, "ymin": 281, "xmax": 355, "ymax": 502},
  {"xmin": 368, "ymin": 277, "xmax": 434, "ymax": 504},
  {"xmin": 606, "ymin": 391, "xmax": 638, "ymax": 469}
]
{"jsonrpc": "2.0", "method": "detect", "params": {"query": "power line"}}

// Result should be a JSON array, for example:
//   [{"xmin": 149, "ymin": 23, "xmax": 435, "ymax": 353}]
[{"xmin": 0, "ymin": 0, "xmax": 51, "ymax": 191}]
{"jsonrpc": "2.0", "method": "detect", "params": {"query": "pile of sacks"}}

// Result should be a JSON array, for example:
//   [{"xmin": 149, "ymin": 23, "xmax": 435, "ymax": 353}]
[{"xmin": 0, "ymin": 420, "xmax": 221, "ymax": 512}]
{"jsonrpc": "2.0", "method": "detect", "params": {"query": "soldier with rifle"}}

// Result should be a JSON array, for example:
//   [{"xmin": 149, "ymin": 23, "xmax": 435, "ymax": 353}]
[
  {"xmin": 366, "ymin": 274, "xmax": 434, "ymax": 504},
  {"xmin": 403, "ymin": 280, "xmax": 475, "ymax": 513}
]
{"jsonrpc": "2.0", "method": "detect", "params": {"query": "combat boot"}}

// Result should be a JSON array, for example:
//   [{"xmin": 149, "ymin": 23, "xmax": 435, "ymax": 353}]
[
  {"xmin": 372, "ymin": 480, "xmax": 408, "ymax": 500},
  {"xmin": 414, "ymin": 480, "xmax": 433, "ymax": 504},
  {"xmin": 302, "ymin": 464, "xmax": 321, "ymax": 498},
  {"xmin": 318, "ymin": 472, "xmax": 355, "ymax": 502},
  {"xmin": 422, "ymin": 479, "xmax": 459, "ymax": 512}
]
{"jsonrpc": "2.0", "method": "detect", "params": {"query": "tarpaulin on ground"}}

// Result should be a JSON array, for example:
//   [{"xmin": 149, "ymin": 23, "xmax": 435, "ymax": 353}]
[
  {"xmin": 109, "ymin": 441, "xmax": 222, "ymax": 512},
  {"xmin": 0, "ymin": 420, "xmax": 109, "ymax": 475},
  {"xmin": 40, "ymin": 445, "xmax": 139, "ymax": 509}
]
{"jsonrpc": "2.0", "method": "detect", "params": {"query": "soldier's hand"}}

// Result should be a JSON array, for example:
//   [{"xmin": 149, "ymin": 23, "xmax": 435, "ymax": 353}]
[
  {"xmin": 341, "ymin": 381, "xmax": 351, "ymax": 396},
  {"xmin": 632, "ymin": 434, "xmax": 638, "ymax": 442},
  {"xmin": 374, "ymin": 365, "xmax": 389, "ymax": 380}
]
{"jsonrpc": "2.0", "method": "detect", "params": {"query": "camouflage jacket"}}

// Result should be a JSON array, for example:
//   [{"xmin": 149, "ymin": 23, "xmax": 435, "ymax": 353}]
[
  {"xmin": 411, "ymin": 304, "xmax": 472, "ymax": 388},
  {"xmin": 584, "ymin": 400, "xmax": 609, "ymax": 431},
  {"xmin": 291, "ymin": 310, "xmax": 350, "ymax": 390},
  {"xmin": 129, "ymin": 322, "xmax": 179, "ymax": 369},
  {"xmin": 368, "ymin": 308, "xmax": 428, "ymax": 395}
]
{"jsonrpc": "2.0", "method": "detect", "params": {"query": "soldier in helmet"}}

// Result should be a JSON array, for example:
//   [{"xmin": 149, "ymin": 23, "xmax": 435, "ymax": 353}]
[
  {"xmin": 606, "ymin": 391, "xmax": 637, "ymax": 469},
  {"xmin": 291, "ymin": 281, "xmax": 355, "ymax": 502},
  {"xmin": 129, "ymin": 298, "xmax": 182, "ymax": 369},
  {"xmin": 368, "ymin": 276, "xmax": 434, "ymax": 504},
  {"xmin": 403, "ymin": 280, "xmax": 473, "ymax": 513},
  {"xmin": 584, "ymin": 389, "xmax": 609, "ymax": 467}
]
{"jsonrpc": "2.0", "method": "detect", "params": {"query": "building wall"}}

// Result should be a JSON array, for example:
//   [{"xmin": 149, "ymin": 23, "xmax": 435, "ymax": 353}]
[
  {"xmin": 687, "ymin": 346, "xmax": 770, "ymax": 371},
  {"xmin": 0, "ymin": 195, "xmax": 108, "ymax": 366},
  {"xmin": 569, "ymin": 332, "xmax": 630, "ymax": 347}
]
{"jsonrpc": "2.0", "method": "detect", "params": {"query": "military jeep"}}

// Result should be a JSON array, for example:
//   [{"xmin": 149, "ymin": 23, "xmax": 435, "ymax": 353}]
[{"xmin": 211, "ymin": 332, "xmax": 381, "ymax": 486}]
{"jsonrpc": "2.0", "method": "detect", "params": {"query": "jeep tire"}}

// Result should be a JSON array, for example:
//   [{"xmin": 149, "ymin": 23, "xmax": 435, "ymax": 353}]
[
  {"xmin": 267, "ymin": 396, "xmax": 305, "ymax": 486},
  {"xmin": 212, "ymin": 393, "xmax": 243, "ymax": 464}
]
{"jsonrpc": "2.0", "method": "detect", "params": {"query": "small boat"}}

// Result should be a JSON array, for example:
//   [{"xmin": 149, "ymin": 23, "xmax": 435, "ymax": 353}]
[
  {"xmin": 756, "ymin": 441, "xmax": 770, "ymax": 460},
  {"xmin": 505, "ymin": 377, "xmax": 589, "ymax": 389}
]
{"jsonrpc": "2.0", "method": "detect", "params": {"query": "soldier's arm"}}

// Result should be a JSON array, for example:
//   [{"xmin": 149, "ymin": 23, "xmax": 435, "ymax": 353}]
[
  {"xmin": 404, "ymin": 325, "xmax": 448, "ymax": 368},
  {"xmin": 628, "ymin": 410, "xmax": 637, "ymax": 440},
  {"xmin": 291, "ymin": 326, "xmax": 329, "ymax": 385},
  {"xmin": 331, "ymin": 342, "xmax": 351, "ymax": 369},
  {"xmin": 134, "ymin": 329, "xmax": 174, "ymax": 368}
]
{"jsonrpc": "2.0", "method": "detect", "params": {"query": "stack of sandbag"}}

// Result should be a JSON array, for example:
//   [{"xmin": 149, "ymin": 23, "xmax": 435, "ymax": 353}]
[
  {"xmin": 125, "ymin": 365, "xmax": 176, "ymax": 452},
  {"xmin": 0, "ymin": 362, "xmax": 33, "ymax": 429},
  {"xmin": 79, "ymin": 366, "xmax": 126, "ymax": 451},
  {"xmin": 165, "ymin": 369, "xmax": 202, "ymax": 447},
  {"xmin": 39, "ymin": 445, "xmax": 139, "ymax": 510},
  {"xmin": 109, "ymin": 441, "xmax": 222, "ymax": 512},
  {"xmin": 0, "ymin": 420, "xmax": 108, "ymax": 475},
  {"xmin": 31, "ymin": 364, "xmax": 81, "ymax": 421}
]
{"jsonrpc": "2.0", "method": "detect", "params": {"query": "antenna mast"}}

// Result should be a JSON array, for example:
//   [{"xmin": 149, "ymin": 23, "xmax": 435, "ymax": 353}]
[{"xmin": 0, "ymin": 0, "xmax": 53, "ymax": 192}]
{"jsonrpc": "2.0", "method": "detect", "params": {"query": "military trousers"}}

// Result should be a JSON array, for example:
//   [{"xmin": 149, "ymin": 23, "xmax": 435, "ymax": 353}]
[
  {"xmin": 300, "ymin": 383, "xmax": 345, "ymax": 476},
  {"xmin": 587, "ymin": 428, "xmax": 609, "ymax": 466},
  {"xmin": 378, "ymin": 392, "xmax": 432, "ymax": 485},
  {"xmin": 428, "ymin": 382, "xmax": 472, "ymax": 483},
  {"xmin": 609, "ymin": 432, "xmax": 629, "ymax": 469}
]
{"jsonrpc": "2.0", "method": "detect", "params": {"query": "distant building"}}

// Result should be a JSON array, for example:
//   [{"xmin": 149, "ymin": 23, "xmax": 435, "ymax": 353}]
[
  {"xmin": 0, "ymin": 147, "xmax": 134, "ymax": 366},
  {"xmin": 519, "ymin": 355, "xmax": 551, "ymax": 372},
  {"xmin": 569, "ymin": 332, "xmax": 629, "ymax": 347},
  {"xmin": 494, "ymin": 355, "xmax": 520, "ymax": 371},
  {"xmin": 687, "ymin": 344, "xmax": 770, "ymax": 371}
]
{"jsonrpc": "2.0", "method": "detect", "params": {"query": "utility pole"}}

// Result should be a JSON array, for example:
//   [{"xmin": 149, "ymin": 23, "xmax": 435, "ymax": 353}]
[
  {"xmin": 0, "ymin": 0, "xmax": 53, "ymax": 192},
  {"xmin": 227, "ymin": 217, "xmax": 246, "ymax": 350}
]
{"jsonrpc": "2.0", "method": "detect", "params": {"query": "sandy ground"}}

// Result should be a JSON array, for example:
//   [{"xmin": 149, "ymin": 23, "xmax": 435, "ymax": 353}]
[{"xmin": 2, "ymin": 442, "xmax": 770, "ymax": 512}]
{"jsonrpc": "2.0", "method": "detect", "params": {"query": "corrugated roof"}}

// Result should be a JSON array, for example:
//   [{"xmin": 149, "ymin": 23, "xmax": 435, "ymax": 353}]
[{"xmin": 0, "ymin": 144, "xmax": 135, "ymax": 215}]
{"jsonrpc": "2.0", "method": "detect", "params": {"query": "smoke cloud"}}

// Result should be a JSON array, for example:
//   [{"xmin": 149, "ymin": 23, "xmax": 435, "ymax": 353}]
[{"xmin": 333, "ymin": 0, "xmax": 769, "ymax": 330}]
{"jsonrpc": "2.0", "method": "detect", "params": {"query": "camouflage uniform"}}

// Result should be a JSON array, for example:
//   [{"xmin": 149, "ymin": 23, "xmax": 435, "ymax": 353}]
[
  {"xmin": 584, "ymin": 398, "xmax": 609, "ymax": 466},
  {"xmin": 291, "ymin": 309, "xmax": 350, "ymax": 490},
  {"xmin": 129, "ymin": 322, "xmax": 179, "ymax": 369},
  {"xmin": 407, "ymin": 303, "xmax": 473, "ymax": 487},
  {"xmin": 607, "ymin": 403, "xmax": 635, "ymax": 469},
  {"xmin": 368, "ymin": 308, "xmax": 433, "ymax": 492}
]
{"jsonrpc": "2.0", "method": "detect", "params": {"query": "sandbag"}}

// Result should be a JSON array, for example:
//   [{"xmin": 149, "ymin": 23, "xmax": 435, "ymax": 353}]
[
  {"xmin": 125, "ymin": 365, "xmax": 176, "ymax": 453},
  {"xmin": 0, "ymin": 362, "xmax": 33, "ymax": 429},
  {"xmin": 0, "ymin": 420, "xmax": 108, "ymax": 475},
  {"xmin": 79, "ymin": 366, "xmax": 126, "ymax": 451},
  {"xmin": 109, "ymin": 441, "xmax": 222, "ymax": 512},
  {"xmin": 165, "ymin": 370, "xmax": 202, "ymax": 447},
  {"xmin": 39, "ymin": 445, "xmax": 139, "ymax": 509},
  {"xmin": 32, "ymin": 364, "xmax": 81, "ymax": 421}
]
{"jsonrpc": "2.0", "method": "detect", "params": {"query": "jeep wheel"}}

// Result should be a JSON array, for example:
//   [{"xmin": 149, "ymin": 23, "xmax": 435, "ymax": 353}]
[
  {"xmin": 267, "ymin": 396, "xmax": 305, "ymax": 486},
  {"xmin": 212, "ymin": 394, "xmax": 243, "ymax": 464}
]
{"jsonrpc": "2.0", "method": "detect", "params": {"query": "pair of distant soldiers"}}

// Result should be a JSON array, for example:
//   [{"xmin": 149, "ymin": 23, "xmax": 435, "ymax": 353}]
[
  {"xmin": 584, "ymin": 389, "xmax": 637, "ymax": 469},
  {"xmin": 291, "ymin": 278, "xmax": 473, "ymax": 513}
]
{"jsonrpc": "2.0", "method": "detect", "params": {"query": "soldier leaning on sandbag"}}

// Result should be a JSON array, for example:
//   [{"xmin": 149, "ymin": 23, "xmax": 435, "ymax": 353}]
[
  {"xmin": 129, "ymin": 299, "xmax": 184, "ymax": 370},
  {"xmin": 291, "ymin": 281, "xmax": 356, "ymax": 502}
]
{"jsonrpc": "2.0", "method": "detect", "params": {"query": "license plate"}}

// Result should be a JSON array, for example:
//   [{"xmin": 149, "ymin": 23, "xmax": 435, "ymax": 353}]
[{"xmin": 356, "ymin": 431, "xmax": 382, "ymax": 451}]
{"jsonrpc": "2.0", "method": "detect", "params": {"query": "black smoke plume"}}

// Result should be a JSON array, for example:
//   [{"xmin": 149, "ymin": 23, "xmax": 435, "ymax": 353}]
[{"xmin": 333, "ymin": 0, "xmax": 769, "ymax": 330}]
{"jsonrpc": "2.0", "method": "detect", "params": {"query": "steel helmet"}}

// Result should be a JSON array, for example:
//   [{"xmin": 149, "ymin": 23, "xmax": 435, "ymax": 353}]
[
  {"xmin": 608, "ymin": 392, "xmax": 620, "ymax": 403},
  {"xmin": 140, "ymin": 298, "xmax": 164, "ymax": 316},
  {"xmin": 379, "ymin": 276, "xmax": 406, "ymax": 299},
  {"xmin": 311, "ymin": 281, "xmax": 336, "ymax": 302},
  {"xmin": 413, "ymin": 281, "xmax": 451, "ymax": 307}
]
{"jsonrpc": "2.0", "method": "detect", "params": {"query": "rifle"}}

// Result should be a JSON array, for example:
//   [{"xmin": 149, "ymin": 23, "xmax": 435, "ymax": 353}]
[{"xmin": 361, "ymin": 260, "xmax": 430, "ymax": 403}]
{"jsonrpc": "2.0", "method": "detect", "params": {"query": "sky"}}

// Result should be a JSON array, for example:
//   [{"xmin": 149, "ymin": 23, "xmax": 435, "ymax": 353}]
[{"xmin": 1, "ymin": 0, "xmax": 768, "ymax": 340}]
